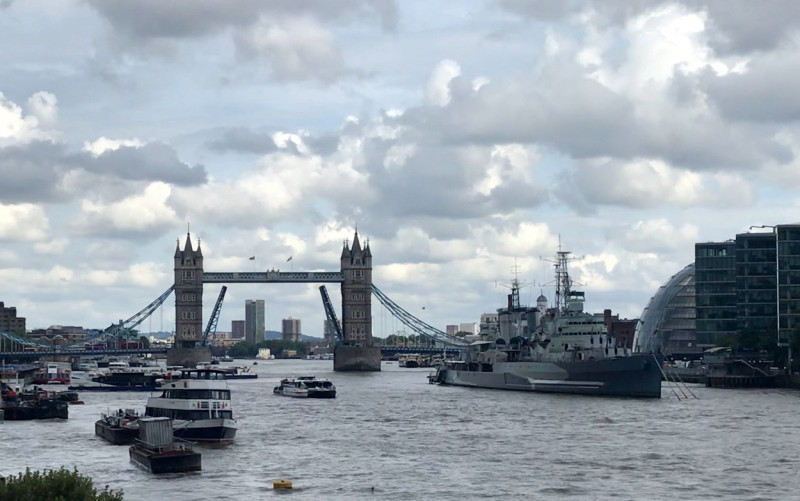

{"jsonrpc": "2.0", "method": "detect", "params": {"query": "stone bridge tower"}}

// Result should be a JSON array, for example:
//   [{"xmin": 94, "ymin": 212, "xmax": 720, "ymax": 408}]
[
  {"xmin": 340, "ymin": 230, "xmax": 372, "ymax": 345},
  {"xmin": 335, "ymin": 230, "xmax": 380, "ymax": 371},
  {"xmin": 169, "ymin": 233, "xmax": 210, "ymax": 366}
]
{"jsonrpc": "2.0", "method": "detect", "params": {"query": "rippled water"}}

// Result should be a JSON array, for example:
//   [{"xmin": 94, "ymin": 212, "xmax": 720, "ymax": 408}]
[{"xmin": 2, "ymin": 360, "xmax": 800, "ymax": 500}]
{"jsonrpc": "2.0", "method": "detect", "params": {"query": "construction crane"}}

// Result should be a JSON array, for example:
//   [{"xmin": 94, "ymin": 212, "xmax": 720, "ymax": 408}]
[
  {"xmin": 318, "ymin": 285, "xmax": 344, "ymax": 343},
  {"xmin": 202, "ymin": 286, "xmax": 227, "ymax": 347}
]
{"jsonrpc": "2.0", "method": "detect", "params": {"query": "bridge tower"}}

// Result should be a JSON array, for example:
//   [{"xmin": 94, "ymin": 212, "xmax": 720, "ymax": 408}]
[
  {"xmin": 335, "ymin": 230, "xmax": 381, "ymax": 371},
  {"xmin": 169, "ymin": 232, "xmax": 210, "ymax": 366}
]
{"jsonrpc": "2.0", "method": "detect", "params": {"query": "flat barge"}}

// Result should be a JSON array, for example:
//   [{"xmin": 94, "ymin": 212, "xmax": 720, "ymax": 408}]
[{"xmin": 129, "ymin": 417, "xmax": 201, "ymax": 474}]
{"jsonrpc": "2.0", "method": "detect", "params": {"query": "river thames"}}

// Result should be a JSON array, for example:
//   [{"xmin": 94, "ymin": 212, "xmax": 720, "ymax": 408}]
[{"xmin": 2, "ymin": 359, "xmax": 800, "ymax": 500}]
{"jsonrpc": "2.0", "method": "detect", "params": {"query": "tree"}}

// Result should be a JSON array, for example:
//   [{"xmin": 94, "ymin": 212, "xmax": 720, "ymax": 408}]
[
  {"xmin": 0, "ymin": 467, "xmax": 123, "ymax": 501},
  {"xmin": 228, "ymin": 341, "xmax": 257, "ymax": 358}
]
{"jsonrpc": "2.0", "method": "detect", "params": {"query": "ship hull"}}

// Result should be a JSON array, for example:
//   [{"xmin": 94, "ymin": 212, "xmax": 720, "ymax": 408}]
[
  {"xmin": 437, "ymin": 354, "xmax": 662, "ymax": 398},
  {"xmin": 171, "ymin": 418, "xmax": 237, "ymax": 443}
]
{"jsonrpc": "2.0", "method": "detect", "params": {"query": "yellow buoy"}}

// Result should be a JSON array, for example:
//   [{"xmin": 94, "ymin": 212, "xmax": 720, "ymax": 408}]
[{"xmin": 273, "ymin": 479, "xmax": 293, "ymax": 490}]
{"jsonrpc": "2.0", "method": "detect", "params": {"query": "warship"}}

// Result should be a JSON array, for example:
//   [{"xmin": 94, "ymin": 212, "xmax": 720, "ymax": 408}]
[{"xmin": 431, "ymin": 249, "xmax": 663, "ymax": 398}]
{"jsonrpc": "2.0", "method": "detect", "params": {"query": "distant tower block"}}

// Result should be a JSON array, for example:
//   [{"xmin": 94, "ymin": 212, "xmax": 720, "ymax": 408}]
[{"xmin": 336, "ymin": 229, "xmax": 380, "ymax": 371}]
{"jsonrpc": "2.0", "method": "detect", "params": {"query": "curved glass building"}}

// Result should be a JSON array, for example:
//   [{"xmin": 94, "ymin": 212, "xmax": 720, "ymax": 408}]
[{"xmin": 633, "ymin": 264, "xmax": 696, "ymax": 355}]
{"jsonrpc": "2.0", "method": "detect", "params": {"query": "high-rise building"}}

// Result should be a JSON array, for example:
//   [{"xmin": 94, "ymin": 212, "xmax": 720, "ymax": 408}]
[
  {"xmin": 0, "ymin": 301, "xmax": 25, "ymax": 335},
  {"xmin": 245, "ymin": 300, "xmax": 265, "ymax": 345},
  {"xmin": 445, "ymin": 325, "xmax": 458, "ymax": 336},
  {"xmin": 458, "ymin": 322, "xmax": 477, "ymax": 335},
  {"xmin": 282, "ymin": 317, "xmax": 301, "ymax": 342},
  {"xmin": 231, "ymin": 320, "xmax": 245, "ymax": 339},
  {"xmin": 323, "ymin": 319, "xmax": 335, "ymax": 344}
]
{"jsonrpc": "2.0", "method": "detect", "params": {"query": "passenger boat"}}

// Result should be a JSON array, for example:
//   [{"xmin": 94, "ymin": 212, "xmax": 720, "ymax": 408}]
[
  {"xmin": 273, "ymin": 376, "xmax": 336, "ymax": 398},
  {"xmin": 32, "ymin": 363, "xmax": 71, "ymax": 384},
  {"xmin": 96, "ymin": 408, "xmax": 140, "ymax": 445},
  {"xmin": 129, "ymin": 417, "xmax": 201, "ymax": 474},
  {"xmin": 144, "ymin": 368, "xmax": 236, "ymax": 443},
  {"xmin": 431, "ymin": 248, "xmax": 663, "ymax": 398}
]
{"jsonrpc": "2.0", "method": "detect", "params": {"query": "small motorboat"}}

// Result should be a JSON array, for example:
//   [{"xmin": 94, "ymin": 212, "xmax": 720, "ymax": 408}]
[{"xmin": 273, "ymin": 376, "xmax": 336, "ymax": 398}]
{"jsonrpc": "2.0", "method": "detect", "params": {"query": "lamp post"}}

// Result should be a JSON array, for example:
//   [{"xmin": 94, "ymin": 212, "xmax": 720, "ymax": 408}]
[{"xmin": 750, "ymin": 225, "xmax": 791, "ymax": 373}]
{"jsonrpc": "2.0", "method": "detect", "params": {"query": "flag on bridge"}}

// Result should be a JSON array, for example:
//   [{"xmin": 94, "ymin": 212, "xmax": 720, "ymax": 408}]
[
  {"xmin": 249, "ymin": 256, "xmax": 255, "ymax": 260},
  {"xmin": 286, "ymin": 256, "xmax": 293, "ymax": 262}
]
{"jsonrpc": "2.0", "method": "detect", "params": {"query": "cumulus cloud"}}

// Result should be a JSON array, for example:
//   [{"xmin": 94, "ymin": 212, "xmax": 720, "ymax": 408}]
[
  {"xmin": 0, "ymin": 91, "xmax": 56, "ymax": 145},
  {"xmin": 426, "ymin": 60, "xmax": 461, "ymax": 106},
  {"xmin": 0, "ymin": 203, "xmax": 49, "ymax": 241},
  {"xmin": 72, "ymin": 182, "xmax": 181, "ymax": 237},
  {"xmin": 235, "ymin": 17, "xmax": 348, "ymax": 82}
]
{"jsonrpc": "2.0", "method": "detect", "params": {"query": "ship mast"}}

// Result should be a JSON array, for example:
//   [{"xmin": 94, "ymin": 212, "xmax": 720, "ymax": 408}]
[
  {"xmin": 540, "ymin": 238, "xmax": 581, "ymax": 313},
  {"xmin": 496, "ymin": 260, "xmax": 526, "ymax": 311}
]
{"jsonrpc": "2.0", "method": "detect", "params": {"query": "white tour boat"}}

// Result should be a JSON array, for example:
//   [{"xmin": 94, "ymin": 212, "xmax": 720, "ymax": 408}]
[{"xmin": 144, "ymin": 368, "xmax": 237, "ymax": 443}]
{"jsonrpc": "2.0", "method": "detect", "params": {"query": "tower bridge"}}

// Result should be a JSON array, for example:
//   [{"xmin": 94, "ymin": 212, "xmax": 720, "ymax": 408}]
[
  {"xmin": 1, "ymin": 229, "xmax": 469, "ymax": 367},
  {"xmin": 172, "ymin": 230, "xmax": 377, "ymax": 370}
]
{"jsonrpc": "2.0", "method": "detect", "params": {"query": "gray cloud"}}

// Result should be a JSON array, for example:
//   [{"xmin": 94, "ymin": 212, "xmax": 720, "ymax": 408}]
[
  {"xmin": 83, "ymin": 142, "xmax": 208, "ymax": 186},
  {"xmin": 206, "ymin": 127, "xmax": 278, "ymax": 154},
  {"xmin": 498, "ymin": 0, "xmax": 800, "ymax": 55},
  {"xmin": 0, "ymin": 141, "xmax": 73, "ymax": 203},
  {"xmin": 703, "ymin": 55, "xmax": 800, "ymax": 123},
  {"xmin": 83, "ymin": 0, "xmax": 398, "ymax": 39}
]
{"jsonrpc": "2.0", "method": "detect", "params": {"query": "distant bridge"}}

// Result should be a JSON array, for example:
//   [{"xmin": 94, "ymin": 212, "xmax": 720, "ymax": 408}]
[{"xmin": 0, "ymin": 348, "xmax": 168, "ymax": 360}]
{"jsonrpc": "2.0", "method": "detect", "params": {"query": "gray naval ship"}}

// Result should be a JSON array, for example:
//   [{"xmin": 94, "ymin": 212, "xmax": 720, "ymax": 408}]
[{"xmin": 431, "ymin": 249, "xmax": 663, "ymax": 398}]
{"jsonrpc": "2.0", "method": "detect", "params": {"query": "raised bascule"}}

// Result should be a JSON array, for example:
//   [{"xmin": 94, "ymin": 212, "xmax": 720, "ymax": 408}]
[{"xmin": 169, "ymin": 230, "xmax": 381, "ymax": 371}]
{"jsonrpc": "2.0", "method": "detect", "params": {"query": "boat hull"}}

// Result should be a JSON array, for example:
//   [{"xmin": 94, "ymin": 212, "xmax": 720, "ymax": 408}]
[
  {"xmin": 171, "ymin": 418, "xmax": 237, "ymax": 443},
  {"xmin": 1, "ymin": 400, "xmax": 69, "ymax": 420},
  {"xmin": 437, "ymin": 354, "xmax": 662, "ymax": 398},
  {"xmin": 129, "ymin": 446, "xmax": 201, "ymax": 474},
  {"xmin": 95, "ymin": 420, "xmax": 138, "ymax": 445}
]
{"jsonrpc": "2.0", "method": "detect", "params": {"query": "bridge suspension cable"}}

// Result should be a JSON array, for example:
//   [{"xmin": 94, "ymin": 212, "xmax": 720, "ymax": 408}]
[
  {"xmin": 78, "ymin": 285, "xmax": 175, "ymax": 347},
  {"xmin": 371, "ymin": 284, "xmax": 469, "ymax": 347}
]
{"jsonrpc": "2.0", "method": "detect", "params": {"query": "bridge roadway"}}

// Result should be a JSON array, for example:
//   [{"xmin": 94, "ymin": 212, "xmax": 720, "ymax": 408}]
[
  {"xmin": 203, "ymin": 271, "xmax": 344, "ymax": 283},
  {"xmin": 0, "ymin": 348, "xmax": 168, "ymax": 359},
  {"xmin": 0, "ymin": 345, "xmax": 462, "ymax": 360}
]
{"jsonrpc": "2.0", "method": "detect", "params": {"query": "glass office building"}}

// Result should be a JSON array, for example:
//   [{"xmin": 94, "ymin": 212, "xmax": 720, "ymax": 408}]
[
  {"xmin": 633, "ymin": 264, "xmax": 696, "ymax": 354},
  {"xmin": 636, "ymin": 223, "xmax": 800, "ymax": 355}
]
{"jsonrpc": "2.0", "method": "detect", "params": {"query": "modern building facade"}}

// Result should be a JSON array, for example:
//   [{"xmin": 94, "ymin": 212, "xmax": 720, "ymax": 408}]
[
  {"xmin": 231, "ymin": 320, "xmax": 245, "ymax": 340},
  {"xmin": 0, "ymin": 301, "xmax": 26, "ymax": 335},
  {"xmin": 282, "ymin": 317, "xmax": 301, "ymax": 342},
  {"xmin": 635, "ymin": 222, "xmax": 800, "ymax": 356},
  {"xmin": 245, "ymin": 300, "xmax": 265, "ymax": 345},
  {"xmin": 634, "ymin": 264, "xmax": 696, "ymax": 355}
]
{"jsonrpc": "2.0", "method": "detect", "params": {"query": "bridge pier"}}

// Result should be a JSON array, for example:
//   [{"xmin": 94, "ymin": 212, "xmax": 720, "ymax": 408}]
[
  {"xmin": 333, "ymin": 345, "xmax": 381, "ymax": 371},
  {"xmin": 167, "ymin": 346, "xmax": 211, "ymax": 368}
]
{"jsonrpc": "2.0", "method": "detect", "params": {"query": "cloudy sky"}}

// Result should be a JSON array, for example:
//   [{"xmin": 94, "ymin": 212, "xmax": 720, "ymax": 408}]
[{"xmin": 2, "ymin": 0, "xmax": 799, "ymax": 338}]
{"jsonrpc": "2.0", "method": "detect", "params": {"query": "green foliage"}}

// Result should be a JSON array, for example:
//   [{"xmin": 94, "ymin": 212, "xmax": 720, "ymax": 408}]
[
  {"xmin": 228, "ymin": 341, "xmax": 257, "ymax": 358},
  {"xmin": 138, "ymin": 336, "xmax": 150, "ymax": 349},
  {"xmin": 257, "ymin": 339, "xmax": 308, "ymax": 356},
  {"xmin": 0, "ymin": 467, "xmax": 123, "ymax": 501}
]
